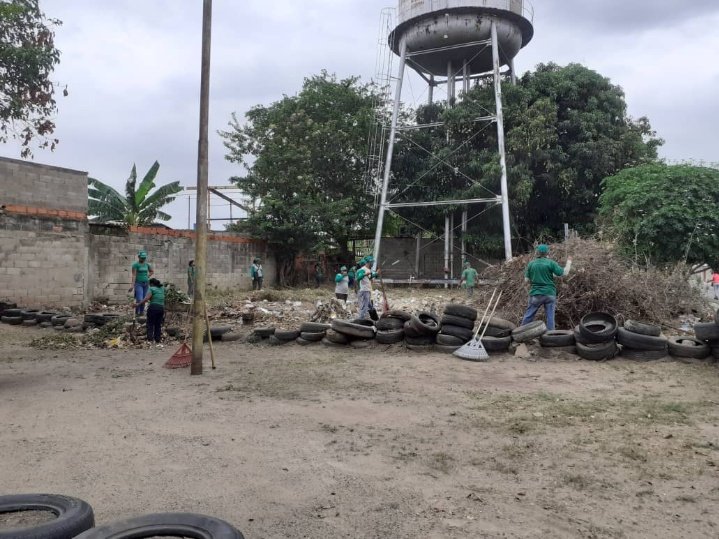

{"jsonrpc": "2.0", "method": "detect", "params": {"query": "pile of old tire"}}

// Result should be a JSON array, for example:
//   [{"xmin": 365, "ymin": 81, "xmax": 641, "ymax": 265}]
[
  {"xmin": 617, "ymin": 319, "xmax": 667, "ymax": 361},
  {"xmin": 375, "ymin": 310, "xmax": 410, "ymax": 345},
  {"xmin": 75, "ymin": 513, "xmax": 244, "ymax": 539},
  {"xmin": 436, "ymin": 305, "xmax": 477, "ymax": 353},
  {"xmin": 267, "ymin": 327, "xmax": 301, "ymax": 346},
  {"xmin": 691, "ymin": 316, "xmax": 719, "ymax": 360},
  {"xmin": 477, "ymin": 316, "xmax": 516, "ymax": 354},
  {"xmin": 512, "ymin": 320, "xmax": 547, "ymax": 344},
  {"xmin": 0, "ymin": 493, "xmax": 95, "ymax": 539},
  {"xmin": 326, "ymin": 319, "xmax": 376, "ymax": 348},
  {"xmin": 1, "ymin": 307, "xmax": 23, "ymax": 325},
  {"xmin": 575, "ymin": 312, "xmax": 618, "ymax": 361},
  {"xmin": 404, "ymin": 312, "xmax": 441, "ymax": 352},
  {"xmin": 247, "ymin": 326, "xmax": 276, "ymax": 344},
  {"xmin": 539, "ymin": 329, "xmax": 576, "ymax": 354},
  {"xmin": 295, "ymin": 322, "xmax": 331, "ymax": 345}
]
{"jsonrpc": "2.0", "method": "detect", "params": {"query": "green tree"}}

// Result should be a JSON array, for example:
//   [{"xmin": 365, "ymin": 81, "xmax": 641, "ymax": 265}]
[
  {"xmin": 391, "ymin": 63, "xmax": 662, "ymax": 257},
  {"xmin": 0, "ymin": 0, "xmax": 63, "ymax": 158},
  {"xmin": 88, "ymin": 161, "xmax": 182, "ymax": 227},
  {"xmin": 220, "ymin": 72, "xmax": 382, "ymax": 285},
  {"xmin": 599, "ymin": 163, "xmax": 719, "ymax": 268}
]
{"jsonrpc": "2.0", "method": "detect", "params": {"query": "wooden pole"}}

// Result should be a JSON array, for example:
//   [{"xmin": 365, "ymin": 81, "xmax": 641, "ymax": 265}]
[{"xmin": 191, "ymin": 0, "xmax": 212, "ymax": 375}]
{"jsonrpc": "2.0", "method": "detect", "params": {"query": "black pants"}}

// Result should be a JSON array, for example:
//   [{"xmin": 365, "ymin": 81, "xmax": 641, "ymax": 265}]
[
  {"xmin": 146, "ymin": 304, "xmax": 164, "ymax": 343},
  {"xmin": 253, "ymin": 277, "xmax": 263, "ymax": 290},
  {"xmin": 335, "ymin": 293, "xmax": 348, "ymax": 302}
]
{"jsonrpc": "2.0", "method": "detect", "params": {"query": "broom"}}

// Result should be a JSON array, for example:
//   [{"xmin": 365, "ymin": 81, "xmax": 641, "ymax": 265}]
[
  {"xmin": 453, "ymin": 289, "xmax": 502, "ymax": 362},
  {"xmin": 164, "ymin": 300, "xmax": 193, "ymax": 369}
]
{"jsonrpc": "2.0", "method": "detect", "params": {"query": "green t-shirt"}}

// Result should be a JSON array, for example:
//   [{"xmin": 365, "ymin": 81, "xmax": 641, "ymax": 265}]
[
  {"xmin": 132, "ymin": 261, "xmax": 152, "ymax": 283},
  {"xmin": 462, "ymin": 267, "xmax": 478, "ymax": 287},
  {"xmin": 149, "ymin": 285, "xmax": 165, "ymax": 306},
  {"xmin": 187, "ymin": 266, "xmax": 196, "ymax": 282},
  {"xmin": 525, "ymin": 258, "xmax": 564, "ymax": 296}
]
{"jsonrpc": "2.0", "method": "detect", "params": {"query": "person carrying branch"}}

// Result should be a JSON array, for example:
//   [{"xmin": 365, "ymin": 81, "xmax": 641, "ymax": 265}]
[
  {"xmin": 520, "ymin": 244, "xmax": 572, "ymax": 331},
  {"xmin": 356, "ymin": 257, "xmax": 379, "ymax": 320}
]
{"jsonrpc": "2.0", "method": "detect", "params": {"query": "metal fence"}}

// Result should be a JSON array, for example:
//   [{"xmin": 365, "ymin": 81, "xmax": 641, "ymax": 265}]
[{"xmin": 397, "ymin": 0, "xmax": 534, "ymax": 24}]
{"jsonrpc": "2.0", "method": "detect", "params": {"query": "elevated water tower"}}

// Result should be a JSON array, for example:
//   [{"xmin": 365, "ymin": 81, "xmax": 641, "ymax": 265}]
[{"xmin": 372, "ymin": 0, "xmax": 534, "ymax": 267}]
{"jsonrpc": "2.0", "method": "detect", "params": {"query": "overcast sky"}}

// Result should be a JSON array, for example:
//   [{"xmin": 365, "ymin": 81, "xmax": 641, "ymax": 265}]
[{"xmin": 2, "ymin": 0, "xmax": 718, "ymax": 229}]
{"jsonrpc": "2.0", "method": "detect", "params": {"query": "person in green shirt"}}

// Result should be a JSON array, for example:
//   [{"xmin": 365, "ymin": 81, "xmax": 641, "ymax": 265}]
[
  {"xmin": 187, "ymin": 260, "xmax": 196, "ymax": 297},
  {"xmin": 334, "ymin": 266, "xmax": 350, "ymax": 302},
  {"xmin": 135, "ymin": 277, "xmax": 166, "ymax": 345},
  {"xmin": 459, "ymin": 261, "xmax": 479, "ymax": 298},
  {"xmin": 128, "ymin": 251, "xmax": 153, "ymax": 316},
  {"xmin": 520, "ymin": 244, "xmax": 572, "ymax": 330}
]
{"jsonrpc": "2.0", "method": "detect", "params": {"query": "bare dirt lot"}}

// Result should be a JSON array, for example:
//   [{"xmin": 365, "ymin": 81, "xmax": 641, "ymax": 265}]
[{"xmin": 1, "ymin": 322, "xmax": 719, "ymax": 538}]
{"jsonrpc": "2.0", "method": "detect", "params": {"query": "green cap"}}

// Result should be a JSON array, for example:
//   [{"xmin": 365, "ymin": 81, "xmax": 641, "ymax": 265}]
[
  {"xmin": 138, "ymin": 251, "xmax": 147, "ymax": 258},
  {"xmin": 341, "ymin": 266, "xmax": 347, "ymax": 271},
  {"xmin": 537, "ymin": 244, "xmax": 550, "ymax": 254}
]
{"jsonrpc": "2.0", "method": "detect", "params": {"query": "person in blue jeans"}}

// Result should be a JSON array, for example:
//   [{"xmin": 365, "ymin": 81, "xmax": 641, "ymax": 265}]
[
  {"xmin": 521, "ymin": 244, "xmax": 572, "ymax": 331},
  {"xmin": 128, "ymin": 251, "xmax": 153, "ymax": 316}
]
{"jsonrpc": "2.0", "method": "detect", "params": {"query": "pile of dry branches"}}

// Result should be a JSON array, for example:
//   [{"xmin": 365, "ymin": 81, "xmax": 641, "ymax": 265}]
[{"xmin": 482, "ymin": 238, "xmax": 708, "ymax": 328}]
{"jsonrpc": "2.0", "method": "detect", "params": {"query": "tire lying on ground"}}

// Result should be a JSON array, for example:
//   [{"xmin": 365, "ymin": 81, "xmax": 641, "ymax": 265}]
[
  {"xmin": 624, "ymin": 319, "xmax": 661, "ymax": 337},
  {"xmin": 408, "ymin": 312, "xmax": 441, "ymax": 336},
  {"xmin": 616, "ymin": 327, "xmax": 667, "ymax": 351},
  {"xmin": 221, "ymin": 332, "xmax": 243, "ymax": 342},
  {"xmin": 35, "ymin": 312, "xmax": 57, "ymax": 324},
  {"xmin": 2, "ymin": 308, "xmax": 22, "ymax": 317},
  {"xmin": 578, "ymin": 313, "xmax": 618, "ymax": 343},
  {"xmin": 576, "ymin": 340, "xmax": 617, "ymax": 361},
  {"xmin": 375, "ymin": 317, "xmax": 405, "ymax": 331},
  {"xmin": 376, "ymin": 328, "xmax": 404, "ymax": 344},
  {"xmin": 1, "ymin": 316, "xmax": 22, "ymax": 325},
  {"xmin": 667, "ymin": 337, "xmax": 710, "ymax": 359},
  {"xmin": 331, "ymin": 319, "xmax": 375, "ymax": 340},
  {"xmin": 477, "ymin": 325, "xmax": 512, "ymax": 338},
  {"xmin": 540, "ymin": 330, "xmax": 575, "ymax": 348},
  {"xmin": 443, "ymin": 304, "xmax": 477, "ymax": 321},
  {"xmin": 0, "ymin": 493, "xmax": 95, "ymax": 539},
  {"xmin": 325, "ymin": 329, "xmax": 350, "ymax": 345},
  {"xmin": 74, "ymin": 512, "xmax": 243, "ymax": 539},
  {"xmin": 620, "ymin": 347, "xmax": 668, "ymax": 361},
  {"xmin": 274, "ymin": 329, "xmax": 301, "ymax": 342},
  {"xmin": 299, "ymin": 331, "xmax": 325, "ymax": 342},
  {"xmin": 51, "ymin": 315, "xmax": 70, "ymax": 326},
  {"xmin": 484, "ymin": 317, "xmax": 517, "ymax": 331},
  {"xmin": 383, "ymin": 310, "xmax": 412, "ymax": 321},
  {"xmin": 403, "ymin": 321, "xmax": 423, "ymax": 339},
  {"xmin": 296, "ymin": 337, "xmax": 313, "ymax": 346},
  {"xmin": 22, "ymin": 319, "xmax": 38, "ymax": 327},
  {"xmin": 350, "ymin": 339, "xmax": 375, "ymax": 349},
  {"xmin": 20, "ymin": 310, "xmax": 40, "ymax": 321},
  {"xmin": 439, "ymin": 314, "xmax": 474, "ymax": 330},
  {"xmin": 481, "ymin": 336, "xmax": 512, "ymax": 352},
  {"xmin": 511, "ymin": 321, "xmax": 547, "ymax": 343},
  {"xmin": 322, "ymin": 337, "xmax": 346, "ymax": 348},
  {"xmin": 299, "ymin": 322, "xmax": 331, "ymax": 333},
  {"xmin": 694, "ymin": 322, "xmax": 719, "ymax": 342},
  {"xmin": 209, "ymin": 326, "xmax": 232, "ymax": 339},
  {"xmin": 436, "ymin": 333, "xmax": 465, "ymax": 346},
  {"xmin": 254, "ymin": 327, "xmax": 275, "ymax": 338},
  {"xmin": 439, "ymin": 324, "xmax": 474, "ymax": 342}
]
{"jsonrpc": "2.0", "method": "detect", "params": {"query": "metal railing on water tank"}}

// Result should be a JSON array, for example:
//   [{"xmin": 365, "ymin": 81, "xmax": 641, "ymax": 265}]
[{"xmin": 397, "ymin": 0, "xmax": 534, "ymax": 24}]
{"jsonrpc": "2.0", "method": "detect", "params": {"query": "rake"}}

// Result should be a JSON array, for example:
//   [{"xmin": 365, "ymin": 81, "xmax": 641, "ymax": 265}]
[{"xmin": 453, "ymin": 289, "xmax": 503, "ymax": 362}]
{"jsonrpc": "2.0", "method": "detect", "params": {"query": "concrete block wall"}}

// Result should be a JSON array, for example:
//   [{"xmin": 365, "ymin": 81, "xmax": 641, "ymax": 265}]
[
  {"xmin": 0, "ymin": 156, "xmax": 88, "ymax": 213},
  {"xmin": 0, "ymin": 214, "xmax": 89, "ymax": 308}
]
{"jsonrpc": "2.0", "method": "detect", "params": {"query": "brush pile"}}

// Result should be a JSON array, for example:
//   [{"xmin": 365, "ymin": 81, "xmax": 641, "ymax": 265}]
[{"xmin": 483, "ymin": 238, "xmax": 708, "ymax": 328}]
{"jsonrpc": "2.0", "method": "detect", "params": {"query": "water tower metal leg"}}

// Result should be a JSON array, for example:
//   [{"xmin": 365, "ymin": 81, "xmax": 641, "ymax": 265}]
[
  {"xmin": 463, "ymin": 60, "xmax": 470, "ymax": 95},
  {"xmin": 447, "ymin": 60, "xmax": 455, "ymax": 106},
  {"xmin": 450, "ymin": 213, "xmax": 455, "ymax": 279},
  {"xmin": 444, "ymin": 214, "xmax": 450, "ymax": 288},
  {"xmin": 428, "ymin": 75, "xmax": 434, "ymax": 106},
  {"xmin": 491, "ymin": 21, "xmax": 513, "ymax": 262},
  {"xmin": 372, "ymin": 38, "xmax": 408, "ymax": 270},
  {"xmin": 509, "ymin": 58, "xmax": 517, "ymax": 85},
  {"xmin": 461, "ymin": 209, "xmax": 468, "ymax": 261}
]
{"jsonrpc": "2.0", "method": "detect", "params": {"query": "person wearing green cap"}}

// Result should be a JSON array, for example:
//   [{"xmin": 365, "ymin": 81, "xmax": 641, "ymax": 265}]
[
  {"xmin": 250, "ymin": 258, "xmax": 263, "ymax": 290},
  {"xmin": 334, "ymin": 266, "xmax": 350, "ymax": 302},
  {"xmin": 459, "ymin": 260, "xmax": 479, "ymax": 298},
  {"xmin": 521, "ymin": 244, "xmax": 572, "ymax": 330},
  {"xmin": 356, "ymin": 257, "xmax": 379, "ymax": 319},
  {"xmin": 129, "ymin": 251, "xmax": 154, "ymax": 316}
]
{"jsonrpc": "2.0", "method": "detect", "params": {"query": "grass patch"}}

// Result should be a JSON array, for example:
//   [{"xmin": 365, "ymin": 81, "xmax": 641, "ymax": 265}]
[{"xmin": 30, "ymin": 334, "xmax": 82, "ymax": 350}]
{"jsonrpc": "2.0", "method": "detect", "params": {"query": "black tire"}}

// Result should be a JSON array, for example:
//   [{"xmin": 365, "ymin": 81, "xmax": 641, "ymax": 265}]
[
  {"xmin": 22, "ymin": 319, "xmax": 38, "ymax": 327},
  {"xmin": 668, "ymin": 337, "xmax": 711, "ymax": 359},
  {"xmin": 39, "ymin": 322, "xmax": 53, "ymax": 329},
  {"xmin": 375, "ymin": 317, "xmax": 405, "ymax": 331},
  {"xmin": 209, "ymin": 326, "xmax": 232, "ymax": 338},
  {"xmin": 624, "ymin": 320, "xmax": 661, "ymax": 337},
  {"xmin": 0, "ymin": 493, "xmax": 95, "ymax": 539},
  {"xmin": 35, "ymin": 312, "xmax": 56, "ymax": 323},
  {"xmin": 383, "ymin": 310, "xmax": 412, "ymax": 321},
  {"xmin": 74, "ymin": 512, "xmax": 243, "ymax": 539},
  {"xmin": 478, "ymin": 325, "xmax": 512, "ymax": 338},
  {"xmin": 405, "ymin": 335, "xmax": 436, "ymax": 346},
  {"xmin": 331, "ymin": 319, "xmax": 375, "ymax": 339},
  {"xmin": 481, "ymin": 336, "xmax": 512, "ymax": 352},
  {"xmin": 512, "ymin": 321, "xmax": 547, "ymax": 343},
  {"xmin": 434, "ymin": 343, "xmax": 460, "ymax": 354},
  {"xmin": 403, "ymin": 320, "xmax": 423, "ymax": 338},
  {"xmin": 300, "ymin": 331, "xmax": 325, "ymax": 342},
  {"xmin": 322, "ymin": 337, "xmax": 347, "ymax": 348},
  {"xmin": 268, "ymin": 335, "xmax": 285, "ymax": 346},
  {"xmin": 83, "ymin": 314, "xmax": 106, "ymax": 326},
  {"xmin": 406, "ymin": 344, "xmax": 433, "ymax": 353},
  {"xmin": 573, "ymin": 325, "xmax": 593, "ymax": 345},
  {"xmin": 443, "ymin": 304, "xmax": 478, "ymax": 321},
  {"xmin": 51, "ymin": 315, "xmax": 70, "ymax": 326},
  {"xmin": 620, "ymin": 347, "xmax": 668, "ymax": 362},
  {"xmin": 325, "ymin": 329, "xmax": 350, "ymax": 344},
  {"xmin": 296, "ymin": 337, "xmax": 313, "ymax": 346},
  {"xmin": 579, "ymin": 313, "xmax": 618, "ymax": 343},
  {"xmin": 254, "ymin": 327, "xmax": 275, "ymax": 338},
  {"xmin": 274, "ymin": 329, "xmax": 300, "ymax": 341},
  {"xmin": 2, "ymin": 308, "xmax": 22, "ymax": 317},
  {"xmin": 540, "ymin": 330, "xmax": 575, "ymax": 348},
  {"xmin": 376, "ymin": 329, "xmax": 404, "ymax": 344},
  {"xmin": 350, "ymin": 318, "xmax": 376, "ymax": 327},
  {"xmin": 439, "ymin": 324, "xmax": 474, "ymax": 342},
  {"xmin": 221, "ymin": 332, "xmax": 242, "ymax": 342},
  {"xmin": 485, "ymin": 317, "xmax": 517, "ymax": 331},
  {"xmin": 1, "ymin": 316, "xmax": 22, "ymax": 325},
  {"xmin": 299, "ymin": 322, "xmax": 331, "ymax": 333},
  {"xmin": 350, "ymin": 339, "xmax": 375, "ymax": 349},
  {"xmin": 576, "ymin": 341, "xmax": 617, "ymax": 361},
  {"xmin": 694, "ymin": 322, "xmax": 719, "ymax": 341},
  {"xmin": 20, "ymin": 310, "xmax": 40, "ymax": 321},
  {"xmin": 616, "ymin": 327, "xmax": 667, "ymax": 351},
  {"xmin": 409, "ymin": 312, "xmax": 441, "ymax": 336},
  {"xmin": 436, "ymin": 333, "xmax": 465, "ymax": 346},
  {"xmin": 440, "ymin": 314, "xmax": 474, "ymax": 329}
]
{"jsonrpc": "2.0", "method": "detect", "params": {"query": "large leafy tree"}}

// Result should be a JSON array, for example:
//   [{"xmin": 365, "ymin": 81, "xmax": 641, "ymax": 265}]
[
  {"xmin": 599, "ymin": 164, "xmax": 719, "ymax": 269},
  {"xmin": 0, "ymin": 0, "xmax": 63, "ymax": 158},
  {"xmin": 88, "ymin": 161, "xmax": 182, "ymax": 227},
  {"xmin": 391, "ymin": 63, "xmax": 662, "ymax": 256},
  {"xmin": 220, "ymin": 72, "xmax": 382, "ymax": 285}
]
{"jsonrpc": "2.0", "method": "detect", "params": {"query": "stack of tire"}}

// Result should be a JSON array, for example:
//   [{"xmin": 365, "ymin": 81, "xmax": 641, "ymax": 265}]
[
  {"xmin": 436, "ymin": 305, "xmax": 477, "ymax": 353},
  {"xmin": 686, "ymin": 315, "xmax": 719, "ymax": 361},
  {"xmin": 1, "ymin": 308, "xmax": 59, "ymax": 328},
  {"xmin": 249, "ymin": 327, "xmax": 276, "ymax": 343},
  {"xmin": 325, "ymin": 319, "xmax": 376, "ymax": 349},
  {"xmin": 481, "ymin": 317, "xmax": 518, "ymax": 354},
  {"xmin": 404, "ymin": 312, "xmax": 441, "ymax": 352},
  {"xmin": 375, "ymin": 311, "xmax": 410, "ymax": 345},
  {"xmin": 539, "ymin": 328, "xmax": 575, "ymax": 354},
  {"xmin": 574, "ymin": 313, "xmax": 619, "ymax": 361},
  {"xmin": 296, "ymin": 322, "xmax": 331, "ymax": 345},
  {"xmin": 616, "ymin": 320, "xmax": 668, "ymax": 361}
]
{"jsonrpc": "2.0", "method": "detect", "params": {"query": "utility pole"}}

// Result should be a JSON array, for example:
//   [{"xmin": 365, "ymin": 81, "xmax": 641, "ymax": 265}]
[{"xmin": 191, "ymin": 0, "xmax": 212, "ymax": 375}]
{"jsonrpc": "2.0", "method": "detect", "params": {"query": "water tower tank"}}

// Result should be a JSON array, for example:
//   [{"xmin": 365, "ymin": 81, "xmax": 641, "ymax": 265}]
[{"xmin": 390, "ymin": 0, "xmax": 534, "ymax": 76}]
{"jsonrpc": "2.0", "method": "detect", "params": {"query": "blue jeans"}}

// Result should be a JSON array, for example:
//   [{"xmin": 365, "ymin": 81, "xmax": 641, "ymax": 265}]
[
  {"xmin": 358, "ymin": 290, "xmax": 371, "ymax": 319},
  {"xmin": 134, "ymin": 282, "xmax": 149, "ymax": 315},
  {"xmin": 521, "ymin": 295, "xmax": 557, "ymax": 330}
]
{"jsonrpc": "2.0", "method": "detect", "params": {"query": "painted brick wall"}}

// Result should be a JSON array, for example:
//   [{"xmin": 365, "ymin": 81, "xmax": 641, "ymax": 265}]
[{"xmin": 0, "ymin": 156, "xmax": 88, "ymax": 213}]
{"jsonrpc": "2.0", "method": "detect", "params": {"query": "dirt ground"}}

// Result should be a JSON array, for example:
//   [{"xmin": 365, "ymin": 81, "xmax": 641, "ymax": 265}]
[{"xmin": 1, "ymin": 322, "xmax": 719, "ymax": 539}]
